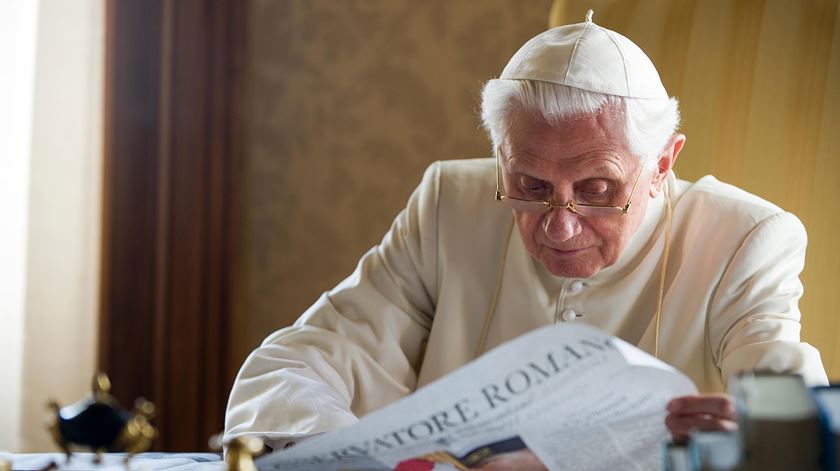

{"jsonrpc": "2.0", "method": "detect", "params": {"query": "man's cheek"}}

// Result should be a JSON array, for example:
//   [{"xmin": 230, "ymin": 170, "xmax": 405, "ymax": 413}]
[{"xmin": 515, "ymin": 214, "xmax": 541, "ymax": 243}]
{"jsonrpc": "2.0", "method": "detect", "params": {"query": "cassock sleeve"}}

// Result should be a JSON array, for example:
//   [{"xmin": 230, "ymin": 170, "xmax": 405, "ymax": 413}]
[
  {"xmin": 709, "ymin": 211, "xmax": 828, "ymax": 386},
  {"xmin": 223, "ymin": 162, "xmax": 441, "ymax": 449}
]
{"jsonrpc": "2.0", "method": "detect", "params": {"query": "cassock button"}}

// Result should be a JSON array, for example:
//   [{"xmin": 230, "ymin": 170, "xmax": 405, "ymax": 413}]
[
  {"xmin": 561, "ymin": 309, "xmax": 579, "ymax": 322},
  {"xmin": 568, "ymin": 280, "xmax": 585, "ymax": 294}
]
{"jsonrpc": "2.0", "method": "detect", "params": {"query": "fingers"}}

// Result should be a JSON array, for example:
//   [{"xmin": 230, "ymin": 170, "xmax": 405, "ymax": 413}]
[
  {"xmin": 665, "ymin": 412, "xmax": 738, "ymax": 442},
  {"xmin": 666, "ymin": 394, "xmax": 735, "ymax": 419},
  {"xmin": 665, "ymin": 394, "xmax": 738, "ymax": 443}
]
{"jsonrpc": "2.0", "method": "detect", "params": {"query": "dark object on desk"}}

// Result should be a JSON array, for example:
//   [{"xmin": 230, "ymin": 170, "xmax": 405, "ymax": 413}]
[
  {"xmin": 663, "ymin": 441, "xmax": 698, "ymax": 471},
  {"xmin": 812, "ymin": 384, "xmax": 840, "ymax": 471},
  {"xmin": 731, "ymin": 372, "xmax": 821, "ymax": 471},
  {"xmin": 663, "ymin": 434, "xmax": 740, "ymax": 471},
  {"xmin": 687, "ymin": 431, "xmax": 742, "ymax": 471},
  {"xmin": 46, "ymin": 372, "xmax": 157, "ymax": 464}
]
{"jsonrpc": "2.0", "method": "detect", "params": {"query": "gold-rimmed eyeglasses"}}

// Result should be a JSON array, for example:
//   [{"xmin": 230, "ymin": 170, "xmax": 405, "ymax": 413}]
[{"xmin": 494, "ymin": 151, "xmax": 651, "ymax": 217}]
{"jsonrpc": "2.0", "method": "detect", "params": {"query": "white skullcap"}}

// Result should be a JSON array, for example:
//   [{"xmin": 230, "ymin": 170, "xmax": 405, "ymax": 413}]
[{"xmin": 499, "ymin": 10, "xmax": 668, "ymax": 99}]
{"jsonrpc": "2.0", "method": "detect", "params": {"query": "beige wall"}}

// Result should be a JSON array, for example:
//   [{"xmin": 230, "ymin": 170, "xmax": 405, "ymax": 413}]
[
  {"xmin": 0, "ymin": 0, "xmax": 104, "ymax": 452},
  {"xmin": 19, "ymin": 0, "xmax": 103, "ymax": 451},
  {"xmin": 0, "ymin": 0, "xmax": 38, "ymax": 452},
  {"xmin": 234, "ymin": 1, "xmax": 553, "ymax": 367}
]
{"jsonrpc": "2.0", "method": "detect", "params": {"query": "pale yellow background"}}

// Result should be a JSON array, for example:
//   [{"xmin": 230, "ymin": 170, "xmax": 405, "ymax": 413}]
[{"xmin": 235, "ymin": 1, "xmax": 840, "ymax": 379}]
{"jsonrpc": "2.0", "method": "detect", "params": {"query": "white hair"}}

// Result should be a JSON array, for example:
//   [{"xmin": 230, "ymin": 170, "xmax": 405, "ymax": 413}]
[{"xmin": 480, "ymin": 80, "xmax": 680, "ymax": 169}]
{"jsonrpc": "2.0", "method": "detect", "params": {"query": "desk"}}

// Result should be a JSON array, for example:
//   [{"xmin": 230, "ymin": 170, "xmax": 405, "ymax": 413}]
[{"xmin": 0, "ymin": 453, "xmax": 223, "ymax": 471}]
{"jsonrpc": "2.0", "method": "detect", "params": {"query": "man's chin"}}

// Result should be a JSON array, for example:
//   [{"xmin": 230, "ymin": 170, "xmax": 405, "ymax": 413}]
[{"xmin": 540, "ymin": 255, "xmax": 602, "ymax": 279}]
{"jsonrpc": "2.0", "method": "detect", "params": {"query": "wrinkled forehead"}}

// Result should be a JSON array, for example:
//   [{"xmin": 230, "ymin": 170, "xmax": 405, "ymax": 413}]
[{"xmin": 502, "ymin": 105, "xmax": 632, "ymax": 169}]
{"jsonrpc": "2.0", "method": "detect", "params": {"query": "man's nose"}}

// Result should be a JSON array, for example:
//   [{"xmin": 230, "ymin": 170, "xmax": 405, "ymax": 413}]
[{"xmin": 542, "ymin": 207, "xmax": 583, "ymax": 243}]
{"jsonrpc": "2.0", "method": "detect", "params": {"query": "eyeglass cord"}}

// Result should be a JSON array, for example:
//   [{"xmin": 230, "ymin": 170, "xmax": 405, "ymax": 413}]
[
  {"xmin": 475, "ymin": 176, "xmax": 673, "ymax": 359},
  {"xmin": 653, "ymin": 177, "xmax": 672, "ymax": 358},
  {"xmin": 475, "ymin": 219, "xmax": 515, "ymax": 358}
]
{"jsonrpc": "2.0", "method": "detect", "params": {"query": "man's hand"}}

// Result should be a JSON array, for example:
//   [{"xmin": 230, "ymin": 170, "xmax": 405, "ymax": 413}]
[{"xmin": 665, "ymin": 394, "xmax": 737, "ymax": 443}]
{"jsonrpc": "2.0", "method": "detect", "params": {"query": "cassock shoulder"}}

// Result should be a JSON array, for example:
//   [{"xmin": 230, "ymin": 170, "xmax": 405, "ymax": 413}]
[
  {"xmin": 674, "ymin": 175, "xmax": 787, "ymax": 224},
  {"xmin": 671, "ymin": 175, "xmax": 803, "ymax": 246}
]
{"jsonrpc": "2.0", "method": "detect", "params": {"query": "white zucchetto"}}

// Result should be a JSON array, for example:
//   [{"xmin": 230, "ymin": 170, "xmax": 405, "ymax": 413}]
[{"xmin": 498, "ymin": 10, "xmax": 668, "ymax": 99}]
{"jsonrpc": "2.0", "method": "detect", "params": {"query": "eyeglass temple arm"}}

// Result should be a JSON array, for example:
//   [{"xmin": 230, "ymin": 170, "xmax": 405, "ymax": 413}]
[
  {"xmin": 622, "ymin": 154, "xmax": 654, "ymax": 213},
  {"xmin": 495, "ymin": 152, "xmax": 503, "ymax": 201}
]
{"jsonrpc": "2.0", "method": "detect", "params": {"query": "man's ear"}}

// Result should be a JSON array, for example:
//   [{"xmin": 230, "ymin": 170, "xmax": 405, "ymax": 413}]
[{"xmin": 650, "ymin": 133, "xmax": 686, "ymax": 197}]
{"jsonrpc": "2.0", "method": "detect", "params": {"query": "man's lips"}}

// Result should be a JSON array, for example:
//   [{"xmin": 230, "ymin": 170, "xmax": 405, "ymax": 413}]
[{"xmin": 543, "ymin": 245, "xmax": 592, "ymax": 255}]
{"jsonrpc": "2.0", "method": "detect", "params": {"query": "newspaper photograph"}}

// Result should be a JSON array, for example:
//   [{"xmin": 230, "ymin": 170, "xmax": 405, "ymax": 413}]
[{"xmin": 256, "ymin": 324, "xmax": 697, "ymax": 471}]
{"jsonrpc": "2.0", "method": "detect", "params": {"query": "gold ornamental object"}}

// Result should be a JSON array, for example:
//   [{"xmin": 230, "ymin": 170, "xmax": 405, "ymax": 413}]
[
  {"xmin": 46, "ymin": 372, "xmax": 157, "ymax": 464},
  {"xmin": 210, "ymin": 433, "xmax": 264, "ymax": 471},
  {"xmin": 225, "ymin": 436, "xmax": 264, "ymax": 471}
]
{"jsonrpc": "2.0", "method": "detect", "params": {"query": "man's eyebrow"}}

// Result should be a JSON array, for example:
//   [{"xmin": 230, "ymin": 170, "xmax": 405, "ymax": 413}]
[
  {"xmin": 507, "ymin": 161, "xmax": 541, "ymax": 176},
  {"xmin": 508, "ymin": 161, "xmax": 627, "ymax": 181},
  {"xmin": 584, "ymin": 165, "xmax": 625, "ymax": 180}
]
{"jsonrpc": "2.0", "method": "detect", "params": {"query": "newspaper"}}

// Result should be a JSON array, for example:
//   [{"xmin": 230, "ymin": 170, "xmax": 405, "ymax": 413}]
[{"xmin": 256, "ymin": 324, "xmax": 697, "ymax": 471}]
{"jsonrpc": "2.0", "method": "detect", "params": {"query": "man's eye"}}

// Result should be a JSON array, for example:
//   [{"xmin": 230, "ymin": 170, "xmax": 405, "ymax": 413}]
[
  {"xmin": 577, "ymin": 180, "xmax": 610, "ymax": 195},
  {"xmin": 576, "ymin": 180, "xmax": 614, "ymax": 203},
  {"xmin": 518, "ymin": 177, "xmax": 548, "ymax": 193}
]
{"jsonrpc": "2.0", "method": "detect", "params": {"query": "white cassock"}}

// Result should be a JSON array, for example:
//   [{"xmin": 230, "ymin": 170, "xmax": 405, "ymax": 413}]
[{"xmin": 224, "ymin": 158, "xmax": 828, "ymax": 449}]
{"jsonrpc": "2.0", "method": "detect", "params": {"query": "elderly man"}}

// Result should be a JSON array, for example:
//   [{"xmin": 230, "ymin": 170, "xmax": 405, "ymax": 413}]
[{"xmin": 225, "ymin": 13, "xmax": 828, "ymax": 450}]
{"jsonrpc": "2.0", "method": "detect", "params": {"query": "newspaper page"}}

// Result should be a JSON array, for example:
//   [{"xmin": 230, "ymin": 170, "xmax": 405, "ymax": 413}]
[{"xmin": 256, "ymin": 324, "xmax": 697, "ymax": 471}]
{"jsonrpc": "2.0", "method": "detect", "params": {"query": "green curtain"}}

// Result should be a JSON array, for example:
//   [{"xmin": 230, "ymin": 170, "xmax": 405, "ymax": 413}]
[{"xmin": 551, "ymin": 0, "xmax": 840, "ymax": 378}]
